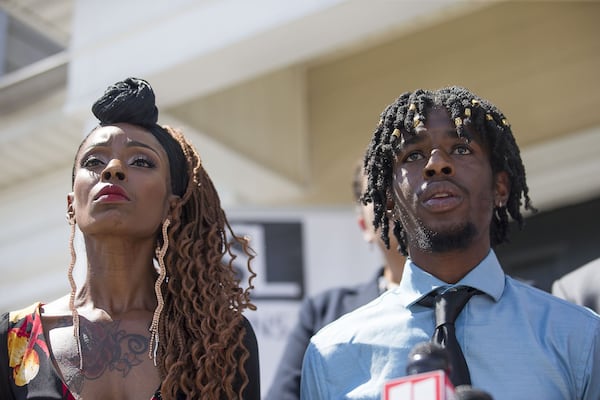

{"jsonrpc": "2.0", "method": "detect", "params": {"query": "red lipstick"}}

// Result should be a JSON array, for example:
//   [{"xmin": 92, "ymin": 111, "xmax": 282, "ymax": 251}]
[{"xmin": 94, "ymin": 185, "xmax": 130, "ymax": 202}]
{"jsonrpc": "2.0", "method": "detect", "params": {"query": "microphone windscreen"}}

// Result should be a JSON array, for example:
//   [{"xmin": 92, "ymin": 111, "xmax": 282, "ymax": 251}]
[{"xmin": 406, "ymin": 341, "xmax": 450, "ymax": 376}]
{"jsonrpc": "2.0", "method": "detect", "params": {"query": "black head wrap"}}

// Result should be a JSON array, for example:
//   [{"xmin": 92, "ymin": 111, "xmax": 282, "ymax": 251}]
[
  {"xmin": 86, "ymin": 77, "xmax": 188, "ymax": 196},
  {"xmin": 92, "ymin": 77, "xmax": 159, "ymax": 127}
]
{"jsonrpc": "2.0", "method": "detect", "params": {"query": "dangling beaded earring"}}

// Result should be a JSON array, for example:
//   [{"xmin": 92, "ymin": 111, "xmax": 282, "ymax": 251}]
[
  {"xmin": 66, "ymin": 209, "xmax": 83, "ymax": 370},
  {"xmin": 149, "ymin": 218, "xmax": 170, "ymax": 365}
]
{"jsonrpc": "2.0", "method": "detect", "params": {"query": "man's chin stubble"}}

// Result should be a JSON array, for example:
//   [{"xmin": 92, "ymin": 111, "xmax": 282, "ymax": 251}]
[{"xmin": 412, "ymin": 222, "xmax": 477, "ymax": 253}]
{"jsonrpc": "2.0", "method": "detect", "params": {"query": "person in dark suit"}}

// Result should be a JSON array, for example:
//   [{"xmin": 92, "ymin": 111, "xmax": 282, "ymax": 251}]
[
  {"xmin": 265, "ymin": 162, "xmax": 406, "ymax": 400},
  {"xmin": 552, "ymin": 257, "xmax": 600, "ymax": 313}
]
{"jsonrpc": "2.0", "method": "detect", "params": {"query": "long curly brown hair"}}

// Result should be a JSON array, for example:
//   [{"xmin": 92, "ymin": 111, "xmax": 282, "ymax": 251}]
[
  {"xmin": 77, "ymin": 77, "xmax": 257, "ymax": 399},
  {"xmin": 157, "ymin": 125, "xmax": 256, "ymax": 399}
]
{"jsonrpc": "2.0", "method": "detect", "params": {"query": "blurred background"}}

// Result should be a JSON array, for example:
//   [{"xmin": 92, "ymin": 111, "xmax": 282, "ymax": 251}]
[{"xmin": 1, "ymin": 0, "xmax": 599, "ymax": 393}]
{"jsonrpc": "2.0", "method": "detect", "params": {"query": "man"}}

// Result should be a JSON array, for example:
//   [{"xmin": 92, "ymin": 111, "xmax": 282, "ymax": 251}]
[
  {"xmin": 300, "ymin": 87, "xmax": 600, "ymax": 399},
  {"xmin": 552, "ymin": 257, "xmax": 600, "ymax": 313},
  {"xmin": 265, "ymin": 163, "xmax": 405, "ymax": 400}
]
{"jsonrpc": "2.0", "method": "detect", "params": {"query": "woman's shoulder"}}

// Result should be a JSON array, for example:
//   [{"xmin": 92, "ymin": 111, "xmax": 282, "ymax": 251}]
[
  {"xmin": 2, "ymin": 302, "xmax": 43, "ymax": 329},
  {"xmin": 1, "ymin": 296, "xmax": 72, "ymax": 336},
  {"xmin": 240, "ymin": 314, "xmax": 258, "ymax": 349},
  {"xmin": 39, "ymin": 295, "xmax": 71, "ymax": 317},
  {"xmin": 238, "ymin": 313, "xmax": 261, "ymax": 399},
  {"xmin": 240, "ymin": 313, "xmax": 254, "ymax": 330}
]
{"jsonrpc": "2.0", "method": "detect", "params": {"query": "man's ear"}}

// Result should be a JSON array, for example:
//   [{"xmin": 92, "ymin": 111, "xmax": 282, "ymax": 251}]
[
  {"xmin": 386, "ymin": 192, "xmax": 396, "ymax": 213},
  {"xmin": 385, "ymin": 192, "xmax": 400, "ymax": 223},
  {"xmin": 494, "ymin": 171, "xmax": 510, "ymax": 207}
]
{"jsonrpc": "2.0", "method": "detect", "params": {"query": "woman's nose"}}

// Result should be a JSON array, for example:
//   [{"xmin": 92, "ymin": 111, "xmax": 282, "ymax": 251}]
[
  {"xmin": 101, "ymin": 159, "xmax": 126, "ymax": 181},
  {"xmin": 423, "ymin": 149, "xmax": 454, "ymax": 178}
]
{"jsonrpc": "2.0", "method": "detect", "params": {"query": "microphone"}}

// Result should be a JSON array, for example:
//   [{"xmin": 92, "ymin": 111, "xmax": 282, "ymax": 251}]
[
  {"xmin": 406, "ymin": 341, "xmax": 451, "ymax": 376},
  {"xmin": 382, "ymin": 342, "xmax": 495, "ymax": 400},
  {"xmin": 383, "ymin": 342, "xmax": 455, "ymax": 400}
]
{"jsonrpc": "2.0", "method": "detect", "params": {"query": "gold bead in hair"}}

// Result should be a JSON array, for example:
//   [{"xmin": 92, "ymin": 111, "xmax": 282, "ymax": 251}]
[
  {"xmin": 502, "ymin": 118, "xmax": 509, "ymax": 126},
  {"xmin": 471, "ymin": 99, "xmax": 480, "ymax": 106},
  {"xmin": 464, "ymin": 108, "xmax": 471, "ymax": 117},
  {"xmin": 392, "ymin": 128, "xmax": 401, "ymax": 138},
  {"xmin": 454, "ymin": 117, "xmax": 463, "ymax": 127},
  {"xmin": 413, "ymin": 115, "xmax": 421, "ymax": 128},
  {"xmin": 486, "ymin": 114, "xmax": 494, "ymax": 121},
  {"xmin": 409, "ymin": 103, "xmax": 417, "ymax": 112},
  {"xmin": 378, "ymin": 118, "xmax": 384, "ymax": 126}
]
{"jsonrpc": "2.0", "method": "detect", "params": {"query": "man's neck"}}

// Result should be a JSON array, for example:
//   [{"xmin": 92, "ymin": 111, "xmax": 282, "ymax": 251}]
[{"xmin": 408, "ymin": 244, "xmax": 491, "ymax": 284}]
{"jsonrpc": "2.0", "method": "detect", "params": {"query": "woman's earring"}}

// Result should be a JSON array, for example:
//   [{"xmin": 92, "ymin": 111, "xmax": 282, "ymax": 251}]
[
  {"xmin": 66, "ymin": 206, "xmax": 76, "ymax": 225},
  {"xmin": 66, "ymin": 210, "xmax": 82, "ymax": 369},
  {"xmin": 149, "ymin": 217, "xmax": 170, "ymax": 365}
]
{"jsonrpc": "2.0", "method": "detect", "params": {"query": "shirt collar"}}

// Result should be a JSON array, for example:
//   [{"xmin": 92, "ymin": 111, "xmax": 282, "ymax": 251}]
[{"xmin": 395, "ymin": 249, "xmax": 505, "ymax": 307}]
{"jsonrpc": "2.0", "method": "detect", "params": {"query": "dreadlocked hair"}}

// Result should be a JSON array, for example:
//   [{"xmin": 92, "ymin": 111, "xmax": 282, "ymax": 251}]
[
  {"xmin": 362, "ymin": 86, "xmax": 536, "ymax": 255},
  {"xmin": 90, "ymin": 77, "xmax": 257, "ymax": 399}
]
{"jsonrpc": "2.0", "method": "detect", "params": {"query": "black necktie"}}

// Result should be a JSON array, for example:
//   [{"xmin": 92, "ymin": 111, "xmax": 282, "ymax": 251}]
[{"xmin": 419, "ymin": 286, "xmax": 481, "ymax": 387}]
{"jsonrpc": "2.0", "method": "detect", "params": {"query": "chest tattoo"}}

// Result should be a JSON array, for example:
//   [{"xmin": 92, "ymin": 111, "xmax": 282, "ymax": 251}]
[
  {"xmin": 79, "ymin": 319, "xmax": 149, "ymax": 379},
  {"xmin": 54, "ymin": 317, "xmax": 150, "ymax": 389}
]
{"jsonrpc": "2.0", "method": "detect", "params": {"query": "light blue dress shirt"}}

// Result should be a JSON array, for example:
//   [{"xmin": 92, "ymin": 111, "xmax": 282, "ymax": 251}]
[{"xmin": 301, "ymin": 250, "xmax": 600, "ymax": 400}]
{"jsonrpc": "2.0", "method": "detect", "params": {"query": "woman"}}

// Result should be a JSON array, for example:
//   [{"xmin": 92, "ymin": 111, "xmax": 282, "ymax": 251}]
[{"xmin": 0, "ymin": 78, "xmax": 260, "ymax": 399}]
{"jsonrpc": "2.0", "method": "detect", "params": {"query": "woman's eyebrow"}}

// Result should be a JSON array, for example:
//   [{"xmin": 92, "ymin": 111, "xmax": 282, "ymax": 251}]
[
  {"xmin": 125, "ymin": 140, "xmax": 161, "ymax": 156},
  {"xmin": 83, "ymin": 139, "xmax": 161, "ymax": 157}
]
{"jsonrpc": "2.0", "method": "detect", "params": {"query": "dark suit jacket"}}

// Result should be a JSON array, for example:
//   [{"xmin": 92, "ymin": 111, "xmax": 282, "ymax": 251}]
[
  {"xmin": 265, "ymin": 268, "xmax": 384, "ymax": 400},
  {"xmin": 552, "ymin": 258, "xmax": 600, "ymax": 314}
]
